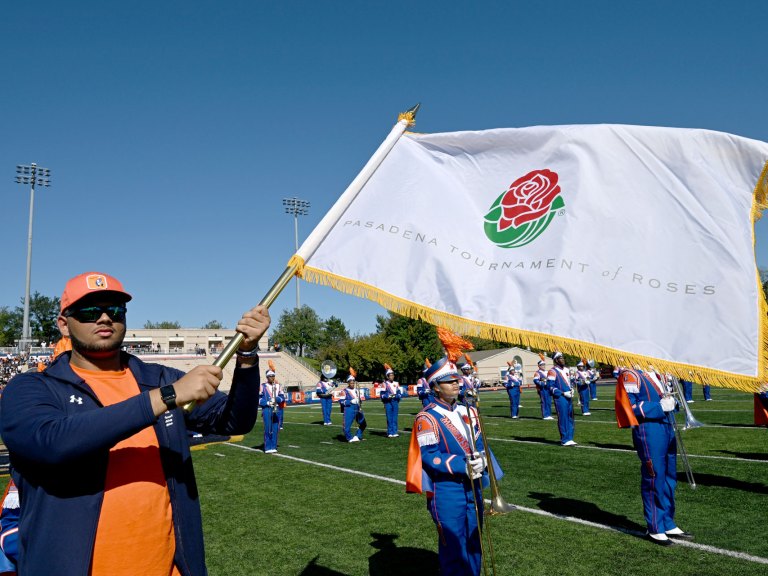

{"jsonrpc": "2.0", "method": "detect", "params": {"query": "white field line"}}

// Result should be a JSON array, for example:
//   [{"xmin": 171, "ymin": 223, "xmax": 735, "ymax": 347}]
[
  {"xmin": 222, "ymin": 442, "xmax": 768, "ymax": 565},
  {"xmin": 479, "ymin": 412, "xmax": 761, "ymax": 430},
  {"xmin": 284, "ymin": 421, "xmax": 768, "ymax": 465},
  {"xmin": 485, "ymin": 436, "xmax": 768, "ymax": 464}
]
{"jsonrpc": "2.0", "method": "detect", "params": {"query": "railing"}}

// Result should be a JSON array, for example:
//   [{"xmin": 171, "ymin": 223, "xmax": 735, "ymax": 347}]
[
  {"xmin": 0, "ymin": 346, "xmax": 52, "ymax": 356},
  {"xmin": 279, "ymin": 348, "xmax": 320, "ymax": 377}
]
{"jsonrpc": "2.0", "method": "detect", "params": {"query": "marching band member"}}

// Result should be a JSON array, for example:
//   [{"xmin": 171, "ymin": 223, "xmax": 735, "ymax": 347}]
[
  {"xmin": 504, "ymin": 361, "xmax": 522, "ymax": 419},
  {"xmin": 459, "ymin": 355, "xmax": 480, "ymax": 405},
  {"xmin": 416, "ymin": 360, "xmax": 432, "ymax": 408},
  {"xmin": 681, "ymin": 375, "xmax": 695, "ymax": 403},
  {"xmin": 576, "ymin": 360, "xmax": 592, "ymax": 416},
  {"xmin": 754, "ymin": 385, "xmax": 768, "ymax": 427},
  {"xmin": 381, "ymin": 364, "xmax": 402, "ymax": 438},
  {"xmin": 533, "ymin": 355, "xmax": 554, "ymax": 420},
  {"xmin": 615, "ymin": 366, "xmax": 693, "ymax": 545},
  {"xmin": 259, "ymin": 360, "xmax": 284, "ymax": 453},
  {"xmin": 276, "ymin": 376, "xmax": 286, "ymax": 430},
  {"xmin": 545, "ymin": 352, "xmax": 576, "ymax": 446},
  {"xmin": 702, "ymin": 382, "xmax": 712, "ymax": 401},
  {"xmin": 406, "ymin": 328, "xmax": 499, "ymax": 576},
  {"xmin": 0, "ymin": 479, "xmax": 19, "ymax": 574},
  {"xmin": 588, "ymin": 359, "xmax": 599, "ymax": 400},
  {"xmin": 341, "ymin": 369, "xmax": 366, "ymax": 442},
  {"xmin": 315, "ymin": 374, "xmax": 335, "ymax": 425}
]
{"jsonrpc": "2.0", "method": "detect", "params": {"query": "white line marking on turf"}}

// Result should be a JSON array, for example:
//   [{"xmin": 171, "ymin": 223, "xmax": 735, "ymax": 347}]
[
  {"xmin": 485, "ymin": 436, "xmax": 768, "ymax": 464},
  {"xmin": 227, "ymin": 443, "xmax": 403, "ymax": 485},
  {"xmin": 222, "ymin": 442, "xmax": 768, "ymax": 565},
  {"xmin": 286, "ymin": 421, "xmax": 767, "ymax": 464}
]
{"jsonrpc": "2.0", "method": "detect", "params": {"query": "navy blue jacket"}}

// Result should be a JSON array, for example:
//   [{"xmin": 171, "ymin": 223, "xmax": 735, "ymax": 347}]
[{"xmin": 0, "ymin": 351, "xmax": 260, "ymax": 576}]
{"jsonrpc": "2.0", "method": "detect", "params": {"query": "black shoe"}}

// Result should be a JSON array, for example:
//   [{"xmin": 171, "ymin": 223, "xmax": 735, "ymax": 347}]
[
  {"xmin": 666, "ymin": 530, "xmax": 694, "ymax": 541},
  {"xmin": 646, "ymin": 533, "xmax": 674, "ymax": 546}
]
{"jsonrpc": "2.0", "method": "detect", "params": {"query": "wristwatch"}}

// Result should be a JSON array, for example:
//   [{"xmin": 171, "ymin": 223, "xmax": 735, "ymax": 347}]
[
  {"xmin": 235, "ymin": 347, "xmax": 259, "ymax": 358},
  {"xmin": 160, "ymin": 384, "xmax": 177, "ymax": 410}
]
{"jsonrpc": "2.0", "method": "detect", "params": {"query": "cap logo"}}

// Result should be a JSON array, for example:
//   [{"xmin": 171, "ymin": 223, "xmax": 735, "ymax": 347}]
[{"xmin": 86, "ymin": 274, "xmax": 109, "ymax": 291}]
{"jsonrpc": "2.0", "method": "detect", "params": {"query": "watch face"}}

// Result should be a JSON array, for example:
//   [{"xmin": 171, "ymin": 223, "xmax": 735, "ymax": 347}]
[{"xmin": 161, "ymin": 385, "xmax": 176, "ymax": 405}]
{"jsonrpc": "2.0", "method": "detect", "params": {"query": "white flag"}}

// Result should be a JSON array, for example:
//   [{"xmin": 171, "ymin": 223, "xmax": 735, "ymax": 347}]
[{"xmin": 298, "ymin": 124, "xmax": 768, "ymax": 391}]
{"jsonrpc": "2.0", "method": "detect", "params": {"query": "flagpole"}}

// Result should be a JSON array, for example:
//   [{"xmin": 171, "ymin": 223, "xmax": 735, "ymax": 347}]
[
  {"xmin": 296, "ymin": 103, "xmax": 420, "ymax": 262},
  {"xmin": 182, "ymin": 104, "xmax": 420, "ymax": 411}
]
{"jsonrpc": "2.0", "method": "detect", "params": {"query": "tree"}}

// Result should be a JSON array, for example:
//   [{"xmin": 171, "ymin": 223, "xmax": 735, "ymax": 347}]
[
  {"xmin": 0, "ymin": 292, "xmax": 61, "ymax": 346},
  {"xmin": 320, "ymin": 316, "xmax": 349, "ymax": 347},
  {"xmin": 324, "ymin": 332, "xmax": 395, "ymax": 382},
  {"xmin": 203, "ymin": 320, "xmax": 226, "ymax": 330},
  {"xmin": 144, "ymin": 320, "xmax": 182, "ymax": 329},
  {"xmin": 373, "ymin": 312, "xmax": 443, "ymax": 382},
  {"xmin": 467, "ymin": 335, "xmax": 515, "ymax": 351},
  {"xmin": 0, "ymin": 306, "xmax": 20, "ymax": 347},
  {"xmin": 271, "ymin": 305, "xmax": 322, "ymax": 357},
  {"xmin": 28, "ymin": 292, "xmax": 61, "ymax": 344}
]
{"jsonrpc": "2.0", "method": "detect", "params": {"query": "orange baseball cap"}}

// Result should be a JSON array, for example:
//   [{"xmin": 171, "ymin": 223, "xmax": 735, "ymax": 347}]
[{"xmin": 60, "ymin": 272, "xmax": 132, "ymax": 313}]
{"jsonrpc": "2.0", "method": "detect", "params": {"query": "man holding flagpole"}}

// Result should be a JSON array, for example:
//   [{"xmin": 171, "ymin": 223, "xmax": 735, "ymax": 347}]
[{"xmin": 1, "ymin": 271, "xmax": 269, "ymax": 576}]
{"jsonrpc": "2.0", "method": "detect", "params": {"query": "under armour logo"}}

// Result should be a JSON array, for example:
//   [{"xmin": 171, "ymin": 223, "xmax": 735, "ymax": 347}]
[
  {"xmin": 69, "ymin": 395, "xmax": 83, "ymax": 404},
  {"xmin": 164, "ymin": 413, "xmax": 174, "ymax": 428}
]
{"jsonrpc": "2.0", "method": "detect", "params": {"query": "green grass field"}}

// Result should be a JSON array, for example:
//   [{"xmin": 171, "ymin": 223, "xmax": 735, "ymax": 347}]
[{"xmin": 192, "ymin": 384, "xmax": 768, "ymax": 576}]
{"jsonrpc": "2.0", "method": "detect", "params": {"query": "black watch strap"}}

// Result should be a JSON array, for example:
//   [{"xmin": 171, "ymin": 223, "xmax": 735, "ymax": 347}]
[{"xmin": 160, "ymin": 384, "xmax": 177, "ymax": 410}]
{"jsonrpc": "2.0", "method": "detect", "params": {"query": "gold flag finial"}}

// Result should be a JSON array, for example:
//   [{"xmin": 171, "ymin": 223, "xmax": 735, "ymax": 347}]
[{"xmin": 398, "ymin": 103, "xmax": 421, "ymax": 127}]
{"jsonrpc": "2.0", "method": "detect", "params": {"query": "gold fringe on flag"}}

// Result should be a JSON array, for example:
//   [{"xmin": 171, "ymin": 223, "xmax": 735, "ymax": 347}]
[
  {"xmin": 751, "ymin": 160, "xmax": 768, "ymax": 395},
  {"xmin": 299, "ymin": 263, "xmax": 768, "ymax": 393},
  {"xmin": 750, "ymin": 160, "xmax": 768, "ymax": 223}
]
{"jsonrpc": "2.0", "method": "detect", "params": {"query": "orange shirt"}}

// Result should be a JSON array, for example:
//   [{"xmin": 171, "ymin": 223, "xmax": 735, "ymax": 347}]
[{"xmin": 70, "ymin": 365, "xmax": 181, "ymax": 576}]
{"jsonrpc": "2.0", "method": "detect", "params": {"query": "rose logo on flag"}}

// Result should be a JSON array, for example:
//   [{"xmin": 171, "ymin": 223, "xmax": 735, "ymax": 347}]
[{"xmin": 484, "ymin": 169, "xmax": 565, "ymax": 248}]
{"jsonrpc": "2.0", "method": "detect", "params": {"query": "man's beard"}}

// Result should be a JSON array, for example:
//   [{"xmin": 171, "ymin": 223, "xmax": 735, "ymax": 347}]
[{"xmin": 69, "ymin": 328, "xmax": 125, "ymax": 355}]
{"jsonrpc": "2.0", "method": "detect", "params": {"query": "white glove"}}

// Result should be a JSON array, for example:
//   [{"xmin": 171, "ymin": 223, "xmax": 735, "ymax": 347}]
[
  {"xmin": 268, "ymin": 400, "xmax": 276, "ymax": 408},
  {"xmin": 350, "ymin": 398, "xmax": 359, "ymax": 405},
  {"xmin": 563, "ymin": 390, "xmax": 573, "ymax": 399},
  {"xmin": 660, "ymin": 396, "xmax": 676, "ymax": 412},
  {"xmin": 467, "ymin": 453, "xmax": 485, "ymax": 480}
]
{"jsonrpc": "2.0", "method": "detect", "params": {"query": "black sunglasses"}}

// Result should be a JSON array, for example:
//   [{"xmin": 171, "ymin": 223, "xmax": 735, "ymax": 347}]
[{"xmin": 64, "ymin": 305, "xmax": 127, "ymax": 323}]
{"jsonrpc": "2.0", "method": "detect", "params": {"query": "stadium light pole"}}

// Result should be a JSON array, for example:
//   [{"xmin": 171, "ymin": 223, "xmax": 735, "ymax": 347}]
[
  {"xmin": 282, "ymin": 197, "xmax": 310, "ymax": 309},
  {"xmin": 14, "ymin": 163, "xmax": 51, "ymax": 352}
]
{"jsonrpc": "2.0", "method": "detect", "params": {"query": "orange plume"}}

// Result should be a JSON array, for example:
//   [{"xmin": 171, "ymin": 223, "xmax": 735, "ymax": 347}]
[
  {"xmin": 349, "ymin": 367, "xmax": 357, "ymax": 378},
  {"xmin": 268, "ymin": 360, "xmax": 276, "ymax": 372},
  {"xmin": 507, "ymin": 361, "xmax": 513, "ymax": 367},
  {"xmin": 384, "ymin": 363, "xmax": 392, "ymax": 371},
  {"xmin": 436, "ymin": 327, "xmax": 474, "ymax": 363},
  {"xmin": 424, "ymin": 358, "xmax": 432, "ymax": 368},
  {"xmin": 539, "ymin": 352, "xmax": 545, "ymax": 362}
]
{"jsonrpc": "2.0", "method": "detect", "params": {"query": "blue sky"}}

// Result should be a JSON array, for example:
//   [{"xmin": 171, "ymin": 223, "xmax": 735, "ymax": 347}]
[{"xmin": 2, "ymin": 1, "xmax": 767, "ymax": 336}]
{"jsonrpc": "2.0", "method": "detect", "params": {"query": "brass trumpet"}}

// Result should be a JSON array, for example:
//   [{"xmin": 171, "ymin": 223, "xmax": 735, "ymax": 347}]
[{"xmin": 666, "ymin": 375, "xmax": 700, "ymax": 489}]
